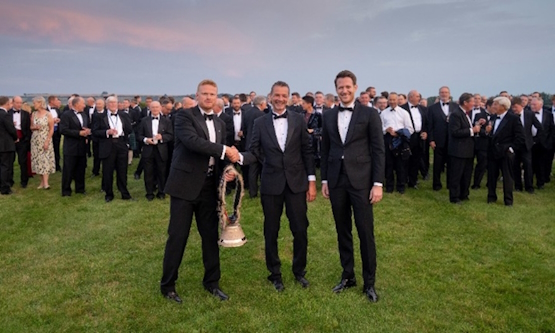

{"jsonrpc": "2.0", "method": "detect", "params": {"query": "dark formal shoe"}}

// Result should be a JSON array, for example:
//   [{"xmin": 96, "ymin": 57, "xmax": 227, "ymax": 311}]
[
  {"xmin": 156, "ymin": 193, "xmax": 166, "ymax": 200},
  {"xmin": 450, "ymin": 199, "xmax": 461, "ymax": 205},
  {"xmin": 537, "ymin": 185, "xmax": 545, "ymax": 190},
  {"xmin": 385, "ymin": 189, "xmax": 394, "ymax": 193},
  {"xmin": 205, "ymin": 287, "xmax": 229, "ymax": 301},
  {"xmin": 433, "ymin": 186, "xmax": 442, "ymax": 191},
  {"xmin": 21, "ymin": 183, "xmax": 27, "ymax": 189},
  {"xmin": 122, "ymin": 196, "xmax": 135, "ymax": 201},
  {"xmin": 62, "ymin": 193, "xmax": 71, "ymax": 197},
  {"xmin": 471, "ymin": 185, "xmax": 480, "ymax": 190},
  {"xmin": 526, "ymin": 189, "xmax": 535, "ymax": 194},
  {"xmin": 146, "ymin": 196, "xmax": 154, "ymax": 201},
  {"xmin": 363, "ymin": 286, "xmax": 379, "ymax": 303},
  {"xmin": 487, "ymin": 199, "xmax": 496, "ymax": 204},
  {"xmin": 76, "ymin": 191, "xmax": 86, "ymax": 195},
  {"xmin": 105, "ymin": 197, "xmax": 114, "ymax": 203},
  {"xmin": 271, "ymin": 279, "xmax": 285, "ymax": 292},
  {"xmin": 423, "ymin": 174, "xmax": 430, "ymax": 180},
  {"xmin": 460, "ymin": 196, "xmax": 469, "ymax": 201},
  {"xmin": 515, "ymin": 188, "xmax": 522, "ymax": 192},
  {"xmin": 505, "ymin": 203, "xmax": 513, "ymax": 207},
  {"xmin": 134, "ymin": 173, "xmax": 140, "ymax": 180},
  {"xmin": 332, "ymin": 278, "xmax": 357, "ymax": 293},
  {"xmin": 163, "ymin": 291, "xmax": 182, "ymax": 304},
  {"xmin": 91, "ymin": 174, "xmax": 98, "ymax": 179},
  {"xmin": 408, "ymin": 185, "xmax": 418, "ymax": 190},
  {"xmin": 295, "ymin": 276, "xmax": 310, "ymax": 288},
  {"xmin": 398, "ymin": 189, "xmax": 405, "ymax": 194}
]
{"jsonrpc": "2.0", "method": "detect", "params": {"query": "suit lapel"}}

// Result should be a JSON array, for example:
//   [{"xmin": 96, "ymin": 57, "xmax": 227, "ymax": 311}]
[
  {"xmin": 71, "ymin": 112, "xmax": 81, "ymax": 128},
  {"xmin": 265, "ymin": 113, "xmax": 281, "ymax": 151},
  {"xmin": 284, "ymin": 113, "xmax": 295, "ymax": 151},
  {"xmin": 145, "ymin": 117, "xmax": 153, "ymax": 138},
  {"xmin": 193, "ymin": 107, "xmax": 210, "ymax": 139},
  {"xmin": 344, "ymin": 105, "xmax": 360, "ymax": 144},
  {"xmin": 327, "ymin": 107, "xmax": 342, "ymax": 145},
  {"xmin": 494, "ymin": 115, "xmax": 508, "ymax": 137},
  {"xmin": 215, "ymin": 117, "xmax": 223, "ymax": 144}
]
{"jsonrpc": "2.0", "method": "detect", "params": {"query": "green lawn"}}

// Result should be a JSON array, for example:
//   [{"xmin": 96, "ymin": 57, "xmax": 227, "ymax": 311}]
[{"xmin": 1, "ymin": 159, "xmax": 554, "ymax": 333}]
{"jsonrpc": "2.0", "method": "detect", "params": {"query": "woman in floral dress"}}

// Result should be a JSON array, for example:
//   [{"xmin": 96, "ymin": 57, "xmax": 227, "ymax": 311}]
[{"xmin": 30, "ymin": 96, "xmax": 55, "ymax": 189}]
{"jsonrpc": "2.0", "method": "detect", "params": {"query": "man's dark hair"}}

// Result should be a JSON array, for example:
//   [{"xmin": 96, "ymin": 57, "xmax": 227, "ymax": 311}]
[
  {"xmin": 238, "ymin": 93, "xmax": 248, "ymax": 103},
  {"xmin": 302, "ymin": 95, "xmax": 315, "ymax": 105},
  {"xmin": 0, "ymin": 96, "xmax": 9, "ymax": 106},
  {"xmin": 334, "ymin": 70, "xmax": 357, "ymax": 87},
  {"xmin": 512, "ymin": 96, "xmax": 523, "ymax": 106},
  {"xmin": 292, "ymin": 92, "xmax": 300, "ymax": 98},
  {"xmin": 458, "ymin": 93, "xmax": 473, "ymax": 106},
  {"xmin": 270, "ymin": 81, "xmax": 290, "ymax": 95},
  {"xmin": 381, "ymin": 91, "xmax": 389, "ymax": 98},
  {"xmin": 486, "ymin": 97, "xmax": 494, "ymax": 108}
]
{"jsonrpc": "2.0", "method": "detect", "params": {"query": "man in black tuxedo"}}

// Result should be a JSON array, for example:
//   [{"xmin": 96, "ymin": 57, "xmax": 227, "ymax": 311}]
[
  {"xmin": 447, "ymin": 93, "xmax": 483, "ymax": 204},
  {"xmin": 428, "ymin": 86, "xmax": 458, "ymax": 191},
  {"xmin": 226, "ymin": 96, "xmax": 249, "ymax": 188},
  {"xmin": 90, "ymin": 99, "xmax": 105, "ymax": 178},
  {"xmin": 470, "ymin": 94, "xmax": 490, "ymax": 189},
  {"xmin": 134, "ymin": 97, "xmax": 153, "ymax": 180},
  {"xmin": 137, "ymin": 101, "xmax": 173, "ymax": 201},
  {"xmin": 242, "ymin": 96, "xmax": 267, "ymax": 198},
  {"xmin": 47, "ymin": 95, "xmax": 62, "ymax": 172},
  {"xmin": 530, "ymin": 98, "xmax": 554, "ymax": 189},
  {"xmin": 511, "ymin": 96, "xmax": 542, "ymax": 194},
  {"xmin": 9, "ymin": 96, "xmax": 32, "ymax": 188},
  {"xmin": 92, "ymin": 96, "xmax": 133, "ymax": 202},
  {"xmin": 161, "ymin": 80, "xmax": 240, "ymax": 303},
  {"xmin": 246, "ymin": 81, "xmax": 316, "ymax": 292},
  {"xmin": 321, "ymin": 70, "xmax": 385, "ymax": 303},
  {"xmin": 0, "ymin": 97, "xmax": 17, "ymax": 195},
  {"xmin": 60, "ymin": 97, "xmax": 91, "ymax": 196},
  {"xmin": 486, "ymin": 97, "xmax": 525, "ymax": 206},
  {"xmin": 214, "ymin": 98, "xmax": 234, "ymax": 146},
  {"xmin": 288, "ymin": 92, "xmax": 303, "ymax": 113},
  {"xmin": 401, "ymin": 90, "xmax": 428, "ymax": 189}
]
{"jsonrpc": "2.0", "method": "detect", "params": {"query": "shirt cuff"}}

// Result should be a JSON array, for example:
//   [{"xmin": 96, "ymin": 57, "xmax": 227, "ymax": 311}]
[
  {"xmin": 220, "ymin": 145, "xmax": 226, "ymax": 160},
  {"xmin": 237, "ymin": 153, "xmax": 244, "ymax": 165},
  {"xmin": 321, "ymin": 180, "xmax": 328, "ymax": 184},
  {"xmin": 143, "ymin": 138, "xmax": 148, "ymax": 144},
  {"xmin": 373, "ymin": 182, "xmax": 383, "ymax": 187},
  {"xmin": 308, "ymin": 175, "xmax": 316, "ymax": 181}
]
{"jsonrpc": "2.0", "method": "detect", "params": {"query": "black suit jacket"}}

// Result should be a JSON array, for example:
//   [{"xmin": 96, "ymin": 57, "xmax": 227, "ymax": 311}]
[
  {"xmin": 137, "ymin": 115, "xmax": 174, "ymax": 161},
  {"xmin": 91, "ymin": 111, "xmax": 133, "ymax": 159},
  {"xmin": 488, "ymin": 112, "xmax": 525, "ymax": 160},
  {"xmin": 60, "ymin": 110, "xmax": 90, "ymax": 157},
  {"xmin": 247, "ymin": 111, "xmax": 315, "ymax": 195},
  {"xmin": 470, "ymin": 109, "xmax": 490, "ymax": 151},
  {"xmin": 517, "ymin": 110, "xmax": 543, "ymax": 151},
  {"xmin": 217, "ymin": 111, "xmax": 235, "ymax": 147},
  {"xmin": 164, "ymin": 107, "xmax": 228, "ymax": 201},
  {"xmin": 320, "ymin": 104, "xmax": 385, "ymax": 190},
  {"xmin": 428, "ymin": 102, "xmax": 457, "ymax": 148},
  {"xmin": 400, "ymin": 103, "xmax": 428, "ymax": 147},
  {"xmin": 243, "ymin": 106, "xmax": 265, "ymax": 150},
  {"xmin": 225, "ymin": 108, "xmax": 246, "ymax": 143},
  {"xmin": 448, "ymin": 107, "xmax": 474, "ymax": 159},
  {"xmin": 0, "ymin": 109, "xmax": 17, "ymax": 152},
  {"xmin": 536, "ymin": 107, "xmax": 554, "ymax": 149},
  {"xmin": 8, "ymin": 109, "xmax": 32, "ymax": 146}
]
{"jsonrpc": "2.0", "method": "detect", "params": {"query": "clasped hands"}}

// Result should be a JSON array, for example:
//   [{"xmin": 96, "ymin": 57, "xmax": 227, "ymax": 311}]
[
  {"xmin": 80, "ymin": 127, "xmax": 91, "ymax": 137},
  {"xmin": 225, "ymin": 146, "xmax": 241, "ymax": 163},
  {"xmin": 107, "ymin": 128, "xmax": 119, "ymax": 136},
  {"xmin": 145, "ymin": 134, "xmax": 162, "ymax": 145}
]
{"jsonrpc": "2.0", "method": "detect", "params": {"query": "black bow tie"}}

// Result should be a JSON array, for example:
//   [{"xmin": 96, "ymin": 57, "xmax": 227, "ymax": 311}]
[
  {"xmin": 233, "ymin": 112, "xmax": 241, "ymax": 116},
  {"xmin": 338, "ymin": 106, "xmax": 354, "ymax": 112},
  {"xmin": 411, "ymin": 105, "xmax": 418, "ymax": 109},
  {"xmin": 152, "ymin": 117, "xmax": 158, "ymax": 120},
  {"xmin": 273, "ymin": 112, "xmax": 287, "ymax": 119},
  {"xmin": 110, "ymin": 113, "xmax": 118, "ymax": 117},
  {"xmin": 13, "ymin": 110, "xmax": 20, "ymax": 114},
  {"xmin": 442, "ymin": 102, "xmax": 449, "ymax": 107},
  {"xmin": 204, "ymin": 114, "xmax": 214, "ymax": 121}
]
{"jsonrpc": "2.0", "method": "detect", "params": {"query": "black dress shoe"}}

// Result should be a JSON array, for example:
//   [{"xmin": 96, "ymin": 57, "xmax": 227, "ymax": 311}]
[
  {"xmin": 156, "ymin": 193, "xmax": 166, "ymax": 200},
  {"xmin": 122, "ymin": 196, "xmax": 135, "ymax": 201},
  {"xmin": 21, "ymin": 183, "xmax": 27, "ymax": 189},
  {"xmin": 134, "ymin": 173, "xmax": 140, "ymax": 180},
  {"xmin": 537, "ymin": 185, "xmax": 545, "ymax": 190},
  {"xmin": 332, "ymin": 278, "xmax": 357, "ymax": 293},
  {"xmin": 105, "ymin": 197, "xmax": 114, "ymax": 203},
  {"xmin": 163, "ymin": 291, "xmax": 182, "ymax": 304},
  {"xmin": 295, "ymin": 276, "xmax": 310, "ymax": 288},
  {"xmin": 271, "ymin": 279, "xmax": 285, "ymax": 292},
  {"xmin": 363, "ymin": 286, "xmax": 379, "ymax": 303},
  {"xmin": 205, "ymin": 287, "xmax": 229, "ymax": 301},
  {"xmin": 526, "ymin": 189, "xmax": 535, "ymax": 194},
  {"xmin": 433, "ymin": 186, "xmax": 442, "ymax": 191},
  {"xmin": 471, "ymin": 185, "xmax": 480, "ymax": 190},
  {"xmin": 146, "ymin": 196, "xmax": 154, "ymax": 201}
]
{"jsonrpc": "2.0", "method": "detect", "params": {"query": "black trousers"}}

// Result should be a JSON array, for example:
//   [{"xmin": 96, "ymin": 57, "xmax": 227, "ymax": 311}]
[
  {"xmin": 62, "ymin": 155, "xmax": 87, "ymax": 195},
  {"xmin": 488, "ymin": 153, "xmax": 515, "ymax": 205},
  {"xmin": 248, "ymin": 161, "xmax": 261, "ymax": 198},
  {"xmin": 514, "ymin": 149, "xmax": 533, "ymax": 191},
  {"xmin": 92, "ymin": 140, "xmax": 101, "ymax": 176},
  {"xmin": 472, "ymin": 149, "xmax": 488, "ymax": 188},
  {"xmin": 160, "ymin": 176, "xmax": 220, "ymax": 293},
  {"xmin": 261, "ymin": 184, "xmax": 308, "ymax": 281},
  {"xmin": 420, "ymin": 142, "xmax": 430, "ymax": 178},
  {"xmin": 329, "ymin": 173, "xmax": 376, "ymax": 288},
  {"xmin": 144, "ymin": 150, "xmax": 166, "ymax": 199},
  {"xmin": 448, "ymin": 156, "xmax": 473, "ymax": 203},
  {"xmin": 546, "ymin": 148, "xmax": 554, "ymax": 183},
  {"xmin": 0, "ymin": 151, "xmax": 15, "ymax": 194},
  {"xmin": 407, "ymin": 137, "xmax": 424, "ymax": 187},
  {"xmin": 52, "ymin": 130, "xmax": 61, "ymax": 171},
  {"xmin": 102, "ymin": 140, "xmax": 130, "ymax": 200},
  {"xmin": 13, "ymin": 140, "xmax": 29, "ymax": 186},
  {"xmin": 532, "ymin": 144, "xmax": 549, "ymax": 187},
  {"xmin": 384, "ymin": 138, "xmax": 406, "ymax": 192},
  {"xmin": 432, "ymin": 146, "xmax": 449, "ymax": 190}
]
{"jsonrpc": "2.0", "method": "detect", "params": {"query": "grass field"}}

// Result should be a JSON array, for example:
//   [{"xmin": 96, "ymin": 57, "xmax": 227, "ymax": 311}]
[{"xmin": 1, "ymin": 159, "xmax": 554, "ymax": 333}]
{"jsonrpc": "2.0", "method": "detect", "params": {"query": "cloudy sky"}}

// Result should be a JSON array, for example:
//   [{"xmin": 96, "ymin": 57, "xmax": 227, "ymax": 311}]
[{"xmin": 2, "ymin": 0, "xmax": 554, "ymax": 98}]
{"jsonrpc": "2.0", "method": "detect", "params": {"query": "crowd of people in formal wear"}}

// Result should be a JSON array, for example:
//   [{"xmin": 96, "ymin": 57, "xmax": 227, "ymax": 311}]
[{"xmin": 1, "ymin": 72, "xmax": 554, "ymax": 303}]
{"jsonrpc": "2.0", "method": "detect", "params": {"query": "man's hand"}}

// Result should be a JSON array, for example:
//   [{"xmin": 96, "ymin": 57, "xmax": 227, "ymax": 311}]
[
  {"xmin": 322, "ymin": 183, "xmax": 329, "ymax": 199},
  {"xmin": 238, "ymin": 131, "xmax": 244, "ymax": 138},
  {"xmin": 485, "ymin": 124, "xmax": 492, "ymax": 134},
  {"xmin": 369, "ymin": 186, "xmax": 383, "ymax": 204},
  {"xmin": 430, "ymin": 141, "xmax": 436, "ymax": 150},
  {"xmin": 420, "ymin": 132, "xmax": 427, "ymax": 140},
  {"xmin": 224, "ymin": 170, "xmax": 236, "ymax": 182},
  {"xmin": 307, "ymin": 128, "xmax": 314, "ymax": 134},
  {"xmin": 107, "ymin": 128, "xmax": 118, "ymax": 136},
  {"xmin": 226, "ymin": 146, "xmax": 240, "ymax": 163},
  {"xmin": 54, "ymin": 118, "xmax": 60, "ymax": 124},
  {"xmin": 306, "ymin": 181, "xmax": 316, "ymax": 202},
  {"xmin": 80, "ymin": 128, "xmax": 91, "ymax": 137},
  {"xmin": 472, "ymin": 124, "xmax": 481, "ymax": 133},
  {"xmin": 155, "ymin": 134, "xmax": 162, "ymax": 141},
  {"xmin": 145, "ymin": 138, "xmax": 155, "ymax": 145}
]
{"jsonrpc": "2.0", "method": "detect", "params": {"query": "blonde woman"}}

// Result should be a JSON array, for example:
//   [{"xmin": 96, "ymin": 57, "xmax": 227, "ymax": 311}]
[{"xmin": 30, "ymin": 96, "xmax": 55, "ymax": 189}]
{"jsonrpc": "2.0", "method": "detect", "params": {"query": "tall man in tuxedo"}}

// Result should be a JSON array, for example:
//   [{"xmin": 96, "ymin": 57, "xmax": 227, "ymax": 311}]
[
  {"xmin": 137, "ymin": 101, "xmax": 173, "ymax": 201},
  {"xmin": 511, "ymin": 96, "xmax": 542, "ymax": 194},
  {"xmin": 530, "ymin": 98, "xmax": 554, "ymax": 189},
  {"xmin": 246, "ymin": 81, "xmax": 316, "ymax": 292},
  {"xmin": 90, "ymin": 99, "xmax": 105, "ymax": 178},
  {"xmin": 428, "ymin": 86, "xmax": 458, "ymax": 191},
  {"xmin": 9, "ymin": 96, "xmax": 32, "ymax": 188},
  {"xmin": 226, "ymin": 96, "xmax": 249, "ymax": 188},
  {"xmin": 485, "ymin": 97, "xmax": 525, "ymax": 206},
  {"xmin": 470, "ymin": 94, "xmax": 490, "ymax": 189},
  {"xmin": 59, "ymin": 97, "xmax": 91, "ymax": 196},
  {"xmin": 213, "ymin": 98, "xmax": 234, "ymax": 146},
  {"xmin": 447, "ymin": 93, "xmax": 483, "ymax": 204},
  {"xmin": 0, "ymin": 97, "xmax": 17, "ymax": 195},
  {"xmin": 321, "ymin": 70, "xmax": 385, "ymax": 302},
  {"xmin": 92, "ymin": 96, "xmax": 133, "ymax": 202},
  {"xmin": 46, "ymin": 95, "xmax": 62, "ymax": 172},
  {"xmin": 242, "ymin": 95, "xmax": 267, "ymax": 198},
  {"xmin": 401, "ymin": 90, "xmax": 428, "ymax": 189},
  {"xmin": 161, "ymin": 80, "xmax": 241, "ymax": 303}
]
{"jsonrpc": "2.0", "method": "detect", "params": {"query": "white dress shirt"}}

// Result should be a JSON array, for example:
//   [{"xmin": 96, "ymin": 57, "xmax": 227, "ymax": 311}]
[
  {"xmin": 531, "ymin": 109, "xmax": 542, "ymax": 137},
  {"xmin": 107, "ymin": 111, "xmax": 124, "ymax": 137},
  {"xmin": 199, "ymin": 107, "xmax": 226, "ymax": 166},
  {"xmin": 47, "ymin": 105, "xmax": 58, "ymax": 130},
  {"xmin": 12, "ymin": 109, "xmax": 22, "ymax": 130},
  {"xmin": 74, "ymin": 110, "xmax": 84, "ymax": 127},
  {"xmin": 380, "ymin": 106, "xmax": 414, "ymax": 135},
  {"xmin": 441, "ymin": 101, "xmax": 450, "ymax": 116},
  {"xmin": 408, "ymin": 103, "xmax": 422, "ymax": 133},
  {"xmin": 232, "ymin": 110, "xmax": 242, "ymax": 141},
  {"xmin": 144, "ymin": 116, "xmax": 160, "ymax": 144},
  {"xmin": 493, "ymin": 111, "xmax": 508, "ymax": 135},
  {"xmin": 337, "ymin": 103, "xmax": 354, "ymax": 144}
]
